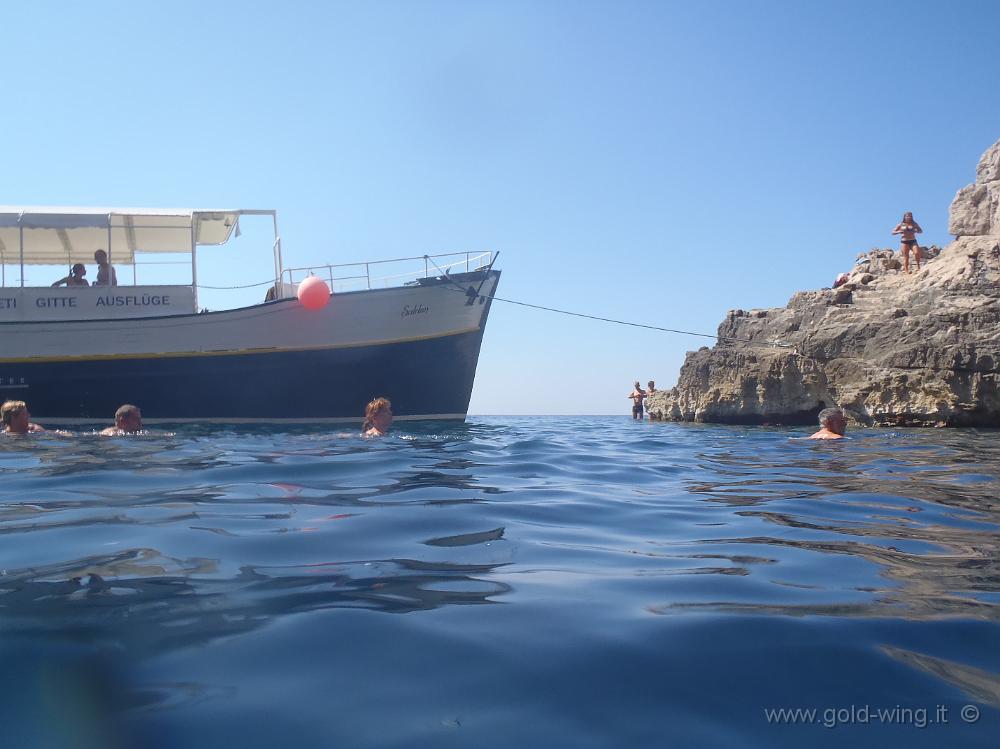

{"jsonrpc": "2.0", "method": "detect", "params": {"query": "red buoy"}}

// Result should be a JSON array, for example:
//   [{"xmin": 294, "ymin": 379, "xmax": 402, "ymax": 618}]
[{"xmin": 297, "ymin": 276, "xmax": 331, "ymax": 310}]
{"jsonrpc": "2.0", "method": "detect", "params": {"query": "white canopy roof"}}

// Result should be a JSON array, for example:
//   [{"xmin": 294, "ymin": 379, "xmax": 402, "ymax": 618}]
[{"xmin": 0, "ymin": 206, "xmax": 242, "ymax": 265}]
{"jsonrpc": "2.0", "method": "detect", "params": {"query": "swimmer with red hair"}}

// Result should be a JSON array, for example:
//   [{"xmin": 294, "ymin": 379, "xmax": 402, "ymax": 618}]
[{"xmin": 362, "ymin": 397, "xmax": 393, "ymax": 437}]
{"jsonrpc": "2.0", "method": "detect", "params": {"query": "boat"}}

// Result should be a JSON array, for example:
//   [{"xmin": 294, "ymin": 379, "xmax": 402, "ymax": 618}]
[{"xmin": 0, "ymin": 207, "xmax": 500, "ymax": 423}]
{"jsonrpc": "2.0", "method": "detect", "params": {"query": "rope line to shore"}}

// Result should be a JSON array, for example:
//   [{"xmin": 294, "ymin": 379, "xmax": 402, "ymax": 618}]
[
  {"xmin": 490, "ymin": 293, "xmax": 795, "ymax": 348},
  {"xmin": 422, "ymin": 255, "xmax": 781, "ymax": 346},
  {"xmin": 441, "ymin": 283, "xmax": 795, "ymax": 349},
  {"xmin": 482, "ymin": 293, "xmax": 720, "ymax": 339}
]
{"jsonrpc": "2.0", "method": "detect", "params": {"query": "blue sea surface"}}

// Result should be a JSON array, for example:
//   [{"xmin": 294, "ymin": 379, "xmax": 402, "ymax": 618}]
[{"xmin": 0, "ymin": 417, "xmax": 998, "ymax": 748}]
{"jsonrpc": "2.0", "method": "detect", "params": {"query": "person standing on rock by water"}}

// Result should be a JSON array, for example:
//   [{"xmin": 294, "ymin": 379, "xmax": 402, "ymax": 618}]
[
  {"xmin": 892, "ymin": 212, "xmax": 923, "ymax": 274},
  {"xmin": 628, "ymin": 382, "xmax": 646, "ymax": 420},
  {"xmin": 809, "ymin": 407, "xmax": 847, "ymax": 440}
]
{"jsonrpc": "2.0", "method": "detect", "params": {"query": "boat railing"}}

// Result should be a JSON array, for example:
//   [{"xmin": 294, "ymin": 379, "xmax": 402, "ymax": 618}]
[{"xmin": 279, "ymin": 251, "xmax": 494, "ymax": 295}]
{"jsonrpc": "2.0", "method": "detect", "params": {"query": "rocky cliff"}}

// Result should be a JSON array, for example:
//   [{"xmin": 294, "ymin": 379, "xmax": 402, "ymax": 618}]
[{"xmin": 646, "ymin": 140, "xmax": 1000, "ymax": 427}]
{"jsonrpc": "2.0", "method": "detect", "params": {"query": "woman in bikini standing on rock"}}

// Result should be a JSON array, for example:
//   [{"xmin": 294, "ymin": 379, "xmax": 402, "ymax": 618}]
[{"xmin": 892, "ymin": 211, "xmax": 923, "ymax": 274}]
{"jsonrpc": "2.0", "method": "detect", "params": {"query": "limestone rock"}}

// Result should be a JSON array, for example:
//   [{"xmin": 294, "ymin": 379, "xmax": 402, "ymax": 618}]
[
  {"xmin": 949, "ymin": 139, "xmax": 1000, "ymax": 236},
  {"xmin": 976, "ymin": 139, "xmax": 1000, "ymax": 183},
  {"xmin": 950, "ymin": 182, "xmax": 1000, "ymax": 236},
  {"xmin": 832, "ymin": 286, "xmax": 853, "ymax": 305},
  {"xmin": 646, "ymin": 236, "xmax": 1000, "ymax": 427}
]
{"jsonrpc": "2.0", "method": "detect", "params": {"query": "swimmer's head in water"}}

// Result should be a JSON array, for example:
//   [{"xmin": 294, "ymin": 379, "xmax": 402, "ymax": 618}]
[
  {"xmin": 817, "ymin": 407, "xmax": 847, "ymax": 435},
  {"xmin": 2, "ymin": 400, "xmax": 27, "ymax": 424},
  {"xmin": 114, "ymin": 404, "xmax": 143, "ymax": 433},
  {"xmin": 1, "ymin": 400, "xmax": 29, "ymax": 433},
  {"xmin": 363, "ymin": 397, "xmax": 393, "ymax": 433}
]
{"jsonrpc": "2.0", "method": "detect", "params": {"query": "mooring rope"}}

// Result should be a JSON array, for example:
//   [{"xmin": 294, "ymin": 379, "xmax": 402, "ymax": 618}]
[
  {"xmin": 477, "ymin": 292, "xmax": 796, "ymax": 348},
  {"xmin": 422, "ymin": 256, "xmax": 795, "ymax": 350}
]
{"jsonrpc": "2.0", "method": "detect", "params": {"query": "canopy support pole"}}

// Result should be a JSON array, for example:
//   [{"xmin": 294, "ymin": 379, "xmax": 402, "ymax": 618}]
[
  {"xmin": 191, "ymin": 223, "xmax": 199, "ymax": 311},
  {"xmin": 272, "ymin": 212, "xmax": 282, "ymax": 297},
  {"xmin": 107, "ymin": 218, "xmax": 113, "ymax": 283},
  {"xmin": 19, "ymin": 222, "xmax": 24, "ymax": 288}
]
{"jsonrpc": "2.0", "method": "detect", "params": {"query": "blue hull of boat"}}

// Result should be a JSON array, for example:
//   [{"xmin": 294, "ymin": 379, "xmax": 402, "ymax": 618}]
[{"xmin": 7, "ymin": 327, "xmax": 487, "ymax": 422}]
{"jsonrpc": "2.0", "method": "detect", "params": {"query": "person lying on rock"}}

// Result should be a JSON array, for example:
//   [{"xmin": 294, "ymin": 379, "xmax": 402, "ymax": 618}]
[
  {"xmin": 892, "ymin": 212, "xmax": 923, "ymax": 275},
  {"xmin": 809, "ymin": 407, "xmax": 847, "ymax": 440}
]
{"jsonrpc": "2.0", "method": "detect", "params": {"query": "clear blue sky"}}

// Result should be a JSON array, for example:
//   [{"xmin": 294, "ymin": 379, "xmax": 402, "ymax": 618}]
[{"xmin": 4, "ymin": 1, "xmax": 999, "ymax": 414}]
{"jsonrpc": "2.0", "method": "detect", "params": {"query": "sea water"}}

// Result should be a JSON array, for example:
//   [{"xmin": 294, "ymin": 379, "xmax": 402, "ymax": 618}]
[{"xmin": 0, "ymin": 417, "xmax": 997, "ymax": 748}]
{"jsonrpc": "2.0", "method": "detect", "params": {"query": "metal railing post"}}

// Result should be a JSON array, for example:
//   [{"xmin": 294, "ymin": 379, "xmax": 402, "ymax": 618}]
[{"xmin": 190, "ymin": 222, "xmax": 199, "ymax": 310}]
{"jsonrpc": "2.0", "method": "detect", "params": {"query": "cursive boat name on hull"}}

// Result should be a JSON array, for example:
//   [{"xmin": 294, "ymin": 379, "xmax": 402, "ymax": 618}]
[{"xmin": 401, "ymin": 304, "xmax": 429, "ymax": 318}]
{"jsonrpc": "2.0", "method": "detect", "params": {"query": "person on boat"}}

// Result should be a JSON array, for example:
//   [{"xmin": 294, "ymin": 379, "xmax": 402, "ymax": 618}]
[
  {"xmin": 1, "ymin": 400, "xmax": 46, "ymax": 434},
  {"xmin": 51, "ymin": 263, "xmax": 89, "ymax": 287},
  {"xmin": 891, "ymin": 212, "xmax": 923, "ymax": 275},
  {"xmin": 809, "ymin": 407, "xmax": 847, "ymax": 440},
  {"xmin": 93, "ymin": 249, "xmax": 118, "ymax": 287},
  {"xmin": 628, "ymin": 382, "xmax": 646, "ymax": 420},
  {"xmin": 362, "ymin": 397, "xmax": 392, "ymax": 437},
  {"xmin": 100, "ymin": 404, "xmax": 143, "ymax": 435}
]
